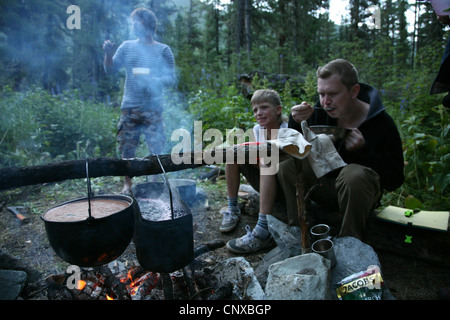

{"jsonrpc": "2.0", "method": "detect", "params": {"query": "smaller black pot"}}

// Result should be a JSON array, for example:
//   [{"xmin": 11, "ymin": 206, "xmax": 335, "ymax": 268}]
[{"xmin": 133, "ymin": 182, "xmax": 194, "ymax": 273}]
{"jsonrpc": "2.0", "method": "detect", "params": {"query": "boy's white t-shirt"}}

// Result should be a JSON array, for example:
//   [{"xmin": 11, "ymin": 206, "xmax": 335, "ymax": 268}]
[{"xmin": 252, "ymin": 122, "xmax": 288, "ymax": 143}]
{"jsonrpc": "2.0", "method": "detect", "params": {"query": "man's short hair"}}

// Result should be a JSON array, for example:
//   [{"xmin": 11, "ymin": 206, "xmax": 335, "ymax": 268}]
[
  {"xmin": 316, "ymin": 59, "xmax": 359, "ymax": 90},
  {"xmin": 131, "ymin": 8, "xmax": 157, "ymax": 35},
  {"xmin": 251, "ymin": 89, "xmax": 282, "ymax": 107}
]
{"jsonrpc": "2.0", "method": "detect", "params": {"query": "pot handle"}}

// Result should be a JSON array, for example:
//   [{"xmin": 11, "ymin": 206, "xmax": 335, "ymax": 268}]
[
  {"xmin": 155, "ymin": 154, "xmax": 174, "ymax": 220},
  {"xmin": 85, "ymin": 158, "xmax": 95, "ymax": 222}
]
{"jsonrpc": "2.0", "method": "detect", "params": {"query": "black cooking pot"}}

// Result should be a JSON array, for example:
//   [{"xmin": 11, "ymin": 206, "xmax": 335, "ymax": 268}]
[
  {"xmin": 42, "ymin": 194, "xmax": 135, "ymax": 267},
  {"xmin": 41, "ymin": 159, "xmax": 134, "ymax": 267},
  {"xmin": 133, "ymin": 156, "xmax": 194, "ymax": 273}
]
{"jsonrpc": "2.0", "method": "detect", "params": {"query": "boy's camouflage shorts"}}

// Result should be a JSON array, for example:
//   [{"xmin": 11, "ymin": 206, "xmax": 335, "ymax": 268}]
[{"xmin": 116, "ymin": 106, "xmax": 165, "ymax": 158}]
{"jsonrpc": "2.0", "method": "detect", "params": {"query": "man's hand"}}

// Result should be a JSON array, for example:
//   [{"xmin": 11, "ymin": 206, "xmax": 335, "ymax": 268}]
[
  {"xmin": 103, "ymin": 40, "xmax": 115, "ymax": 68},
  {"xmin": 344, "ymin": 128, "xmax": 365, "ymax": 151},
  {"xmin": 291, "ymin": 102, "xmax": 314, "ymax": 124},
  {"xmin": 102, "ymin": 40, "xmax": 116, "ymax": 56}
]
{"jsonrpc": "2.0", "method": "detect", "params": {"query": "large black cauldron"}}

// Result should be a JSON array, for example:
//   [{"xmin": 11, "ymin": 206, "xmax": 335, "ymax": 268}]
[
  {"xmin": 42, "ymin": 194, "xmax": 135, "ymax": 267},
  {"xmin": 41, "ymin": 159, "xmax": 134, "ymax": 267}
]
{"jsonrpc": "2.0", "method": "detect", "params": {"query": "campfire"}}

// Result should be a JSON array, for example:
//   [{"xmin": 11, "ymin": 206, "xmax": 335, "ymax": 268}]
[
  {"xmin": 47, "ymin": 265, "xmax": 165, "ymax": 300},
  {"xmin": 42, "ymin": 240, "xmax": 227, "ymax": 301}
]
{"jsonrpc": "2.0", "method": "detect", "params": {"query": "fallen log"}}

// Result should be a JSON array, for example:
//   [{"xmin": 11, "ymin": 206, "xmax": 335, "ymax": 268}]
[{"xmin": 0, "ymin": 144, "xmax": 271, "ymax": 191}]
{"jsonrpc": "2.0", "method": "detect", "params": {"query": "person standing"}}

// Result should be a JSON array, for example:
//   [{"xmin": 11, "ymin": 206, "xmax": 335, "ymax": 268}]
[{"xmin": 103, "ymin": 8, "xmax": 176, "ymax": 193}]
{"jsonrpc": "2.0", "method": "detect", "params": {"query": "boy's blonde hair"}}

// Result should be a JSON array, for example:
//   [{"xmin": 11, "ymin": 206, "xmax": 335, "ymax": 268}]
[
  {"xmin": 251, "ymin": 89, "xmax": 285, "ymax": 122},
  {"xmin": 251, "ymin": 89, "xmax": 282, "ymax": 107}
]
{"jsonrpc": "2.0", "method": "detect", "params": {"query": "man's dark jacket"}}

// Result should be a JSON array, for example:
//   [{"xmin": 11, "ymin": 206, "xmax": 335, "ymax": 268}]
[{"xmin": 288, "ymin": 83, "xmax": 404, "ymax": 192}]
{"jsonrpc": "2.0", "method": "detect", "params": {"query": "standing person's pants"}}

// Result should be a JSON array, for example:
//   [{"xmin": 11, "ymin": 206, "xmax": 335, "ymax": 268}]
[
  {"xmin": 277, "ymin": 158, "xmax": 381, "ymax": 240},
  {"xmin": 116, "ymin": 106, "xmax": 165, "ymax": 158}
]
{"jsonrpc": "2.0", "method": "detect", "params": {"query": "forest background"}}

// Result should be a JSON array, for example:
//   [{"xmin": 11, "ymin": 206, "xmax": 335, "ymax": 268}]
[{"xmin": 0, "ymin": 0, "xmax": 448, "ymax": 211}]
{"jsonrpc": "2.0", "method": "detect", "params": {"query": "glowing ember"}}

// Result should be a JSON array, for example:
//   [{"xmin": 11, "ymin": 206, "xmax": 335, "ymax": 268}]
[
  {"xmin": 120, "ymin": 269, "xmax": 134, "ymax": 284},
  {"xmin": 76, "ymin": 280, "xmax": 86, "ymax": 290}
]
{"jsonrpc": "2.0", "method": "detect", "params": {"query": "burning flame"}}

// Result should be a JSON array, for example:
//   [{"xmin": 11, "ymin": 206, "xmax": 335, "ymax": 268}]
[
  {"xmin": 106, "ymin": 295, "xmax": 114, "ymax": 300},
  {"xmin": 120, "ymin": 269, "xmax": 134, "ymax": 284},
  {"xmin": 76, "ymin": 280, "xmax": 86, "ymax": 290},
  {"xmin": 119, "ymin": 268, "xmax": 159, "ymax": 298}
]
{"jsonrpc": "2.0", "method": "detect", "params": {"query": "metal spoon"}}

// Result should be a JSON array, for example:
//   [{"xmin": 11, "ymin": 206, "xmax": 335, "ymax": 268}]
[{"xmin": 314, "ymin": 106, "xmax": 333, "ymax": 111}]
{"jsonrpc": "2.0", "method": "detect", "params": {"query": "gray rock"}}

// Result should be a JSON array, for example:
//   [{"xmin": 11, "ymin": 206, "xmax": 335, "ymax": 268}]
[
  {"xmin": 331, "ymin": 237, "xmax": 395, "ymax": 300},
  {"xmin": 0, "ymin": 270, "xmax": 28, "ymax": 300},
  {"xmin": 265, "ymin": 253, "xmax": 333, "ymax": 300},
  {"xmin": 331, "ymin": 237, "xmax": 380, "ymax": 285},
  {"xmin": 261, "ymin": 220, "xmax": 395, "ymax": 299},
  {"xmin": 214, "ymin": 257, "xmax": 266, "ymax": 300},
  {"xmin": 267, "ymin": 215, "xmax": 302, "ymax": 257},
  {"xmin": 254, "ymin": 246, "xmax": 287, "ymax": 288}
]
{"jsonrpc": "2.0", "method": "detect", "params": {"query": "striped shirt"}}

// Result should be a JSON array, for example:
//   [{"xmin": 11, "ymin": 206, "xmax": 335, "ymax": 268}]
[{"xmin": 105, "ymin": 39, "xmax": 176, "ymax": 110}]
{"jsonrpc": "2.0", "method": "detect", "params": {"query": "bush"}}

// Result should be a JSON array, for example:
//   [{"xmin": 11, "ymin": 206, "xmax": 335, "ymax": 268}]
[
  {"xmin": 0, "ymin": 86, "xmax": 118, "ymax": 167},
  {"xmin": 381, "ymin": 70, "xmax": 449, "ymax": 211},
  {"xmin": 188, "ymin": 83, "xmax": 254, "ymax": 134}
]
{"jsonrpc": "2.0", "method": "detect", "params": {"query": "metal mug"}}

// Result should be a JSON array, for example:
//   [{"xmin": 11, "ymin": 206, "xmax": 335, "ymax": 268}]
[
  {"xmin": 310, "ymin": 224, "xmax": 330, "ymax": 242},
  {"xmin": 311, "ymin": 238, "xmax": 337, "ymax": 268}
]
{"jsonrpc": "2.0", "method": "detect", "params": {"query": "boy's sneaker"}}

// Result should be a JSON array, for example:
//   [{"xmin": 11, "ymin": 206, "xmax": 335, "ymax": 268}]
[
  {"xmin": 219, "ymin": 207, "xmax": 240, "ymax": 233},
  {"xmin": 226, "ymin": 225, "xmax": 274, "ymax": 254}
]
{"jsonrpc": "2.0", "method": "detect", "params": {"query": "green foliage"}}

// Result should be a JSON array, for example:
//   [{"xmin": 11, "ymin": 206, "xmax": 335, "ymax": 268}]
[
  {"xmin": 398, "ymin": 104, "xmax": 449, "ymax": 210},
  {"xmin": 0, "ymin": 86, "xmax": 117, "ymax": 167},
  {"xmin": 188, "ymin": 82, "xmax": 253, "ymax": 133},
  {"xmin": 302, "ymin": 70, "xmax": 319, "ymax": 104},
  {"xmin": 381, "ymin": 65, "xmax": 449, "ymax": 211}
]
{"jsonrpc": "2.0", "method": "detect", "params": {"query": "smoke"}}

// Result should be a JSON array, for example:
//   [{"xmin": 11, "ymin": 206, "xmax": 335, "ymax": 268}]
[
  {"xmin": 0, "ymin": 3, "xmax": 68, "ymax": 90},
  {"xmin": 0, "ymin": 1, "xmax": 199, "ymax": 163}
]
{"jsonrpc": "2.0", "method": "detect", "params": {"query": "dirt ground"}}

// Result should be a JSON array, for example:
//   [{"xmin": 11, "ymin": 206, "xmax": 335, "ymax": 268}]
[{"xmin": 1, "ymin": 170, "xmax": 449, "ymax": 300}]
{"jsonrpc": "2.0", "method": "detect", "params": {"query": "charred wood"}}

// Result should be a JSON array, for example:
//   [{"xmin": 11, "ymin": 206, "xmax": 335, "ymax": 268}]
[
  {"xmin": 207, "ymin": 282, "xmax": 233, "ymax": 300},
  {"xmin": 98, "ymin": 266, "xmax": 131, "ymax": 300},
  {"xmin": 161, "ymin": 273, "xmax": 174, "ymax": 300},
  {"xmin": 194, "ymin": 239, "xmax": 226, "ymax": 258},
  {"xmin": 182, "ymin": 266, "xmax": 201, "ymax": 300},
  {"xmin": 131, "ymin": 273, "xmax": 156, "ymax": 300}
]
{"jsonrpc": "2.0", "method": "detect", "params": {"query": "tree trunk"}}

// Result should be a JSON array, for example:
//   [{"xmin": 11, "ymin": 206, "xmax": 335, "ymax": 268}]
[
  {"xmin": 0, "ymin": 144, "xmax": 271, "ymax": 191},
  {"xmin": 245, "ymin": 0, "xmax": 251, "ymax": 53},
  {"xmin": 411, "ymin": 0, "xmax": 419, "ymax": 68},
  {"xmin": 214, "ymin": 3, "xmax": 220, "ymax": 54},
  {"xmin": 236, "ymin": 0, "xmax": 245, "ymax": 53}
]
